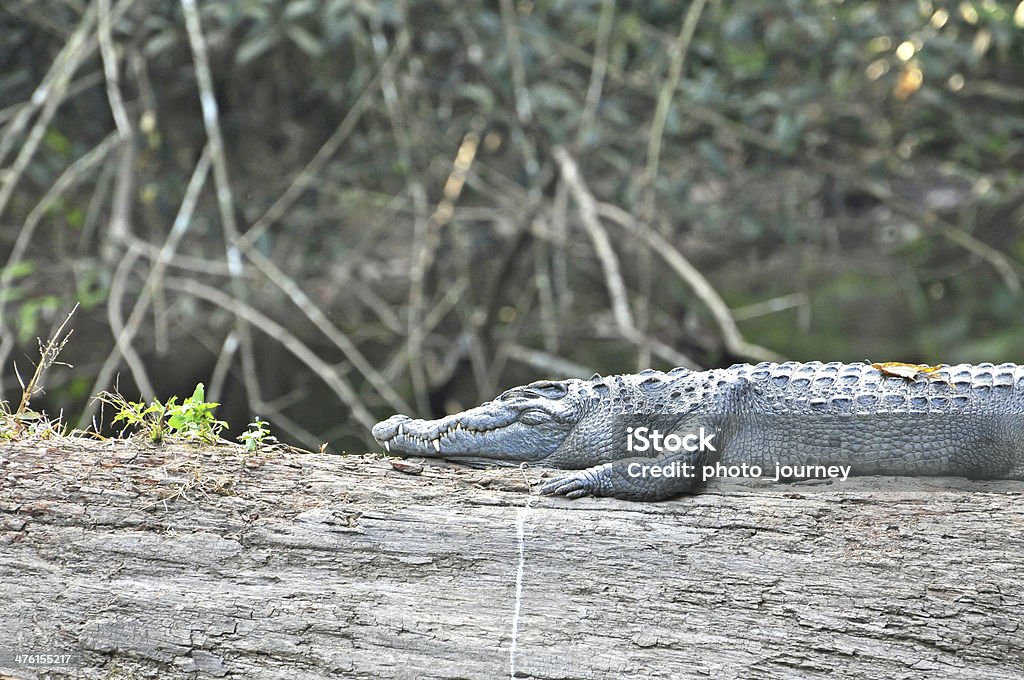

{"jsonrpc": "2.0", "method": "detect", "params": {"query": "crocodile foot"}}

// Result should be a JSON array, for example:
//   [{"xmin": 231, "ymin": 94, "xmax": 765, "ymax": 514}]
[{"xmin": 538, "ymin": 467, "xmax": 610, "ymax": 499}]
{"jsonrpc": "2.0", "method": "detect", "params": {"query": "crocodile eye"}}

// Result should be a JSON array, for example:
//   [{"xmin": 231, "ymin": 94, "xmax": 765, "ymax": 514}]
[
  {"xmin": 498, "ymin": 381, "xmax": 569, "ymax": 402},
  {"xmin": 522, "ymin": 381, "xmax": 568, "ymax": 399}
]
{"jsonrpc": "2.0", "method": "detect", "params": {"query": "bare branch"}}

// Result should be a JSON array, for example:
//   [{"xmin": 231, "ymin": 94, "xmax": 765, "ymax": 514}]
[
  {"xmin": 243, "ymin": 247, "xmax": 414, "ymax": 415},
  {"xmin": 552, "ymin": 145, "xmax": 634, "ymax": 332},
  {"xmin": 498, "ymin": 0, "xmax": 533, "ymax": 125},
  {"xmin": 552, "ymin": 33, "xmax": 1022, "ymax": 295},
  {"xmin": 501, "ymin": 343, "xmax": 594, "ymax": 379},
  {"xmin": 407, "ymin": 132, "xmax": 482, "ymax": 413},
  {"xmin": 639, "ymin": 0, "xmax": 707, "ymax": 217},
  {"xmin": 0, "ymin": 132, "xmax": 118, "ymax": 321},
  {"xmin": 106, "ymin": 248, "xmax": 156, "ymax": 398},
  {"xmin": 596, "ymin": 201, "xmax": 785, "ymax": 364},
  {"xmin": 553, "ymin": 147, "xmax": 710, "ymax": 368},
  {"xmin": 574, "ymin": 0, "xmax": 616, "ymax": 149},
  {"xmin": 79, "ymin": 146, "xmax": 214, "ymax": 427},
  {"xmin": 97, "ymin": 0, "xmax": 131, "ymax": 138},
  {"xmin": 180, "ymin": 0, "xmax": 263, "ymax": 415},
  {"xmin": 0, "ymin": 2, "xmax": 97, "ymax": 218},
  {"xmin": 164, "ymin": 277, "xmax": 377, "ymax": 434},
  {"xmin": 690, "ymin": 100, "xmax": 1022, "ymax": 296},
  {"xmin": 238, "ymin": 47, "xmax": 406, "ymax": 250}
]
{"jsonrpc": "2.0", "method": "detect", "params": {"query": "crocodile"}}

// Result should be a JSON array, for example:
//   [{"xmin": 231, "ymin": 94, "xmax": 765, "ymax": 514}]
[{"xmin": 371, "ymin": 361, "xmax": 1024, "ymax": 501}]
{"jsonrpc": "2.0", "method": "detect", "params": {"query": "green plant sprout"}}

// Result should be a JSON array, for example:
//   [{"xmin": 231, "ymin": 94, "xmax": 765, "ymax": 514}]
[
  {"xmin": 99, "ymin": 383, "xmax": 227, "ymax": 444},
  {"xmin": 238, "ymin": 417, "xmax": 278, "ymax": 452}
]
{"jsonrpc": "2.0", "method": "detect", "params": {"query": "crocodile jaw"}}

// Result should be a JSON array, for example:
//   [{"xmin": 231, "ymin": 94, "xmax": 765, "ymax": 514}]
[{"xmin": 371, "ymin": 408, "xmax": 570, "ymax": 466}]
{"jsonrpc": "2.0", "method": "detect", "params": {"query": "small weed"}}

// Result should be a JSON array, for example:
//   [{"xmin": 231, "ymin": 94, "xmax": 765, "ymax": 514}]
[
  {"xmin": 238, "ymin": 417, "xmax": 277, "ymax": 452},
  {"xmin": 2, "ymin": 304, "xmax": 77, "ymax": 440},
  {"xmin": 0, "ymin": 402, "xmax": 12, "ymax": 440},
  {"xmin": 98, "ymin": 383, "xmax": 227, "ymax": 444},
  {"xmin": 1, "ymin": 405, "xmax": 65, "ymax": 440}
]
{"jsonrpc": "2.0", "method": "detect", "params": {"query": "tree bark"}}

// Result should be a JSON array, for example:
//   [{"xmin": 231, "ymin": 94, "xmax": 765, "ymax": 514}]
[{"xmin": 1, "ymin": 439, "xmax": 1022, "ymax": 679}]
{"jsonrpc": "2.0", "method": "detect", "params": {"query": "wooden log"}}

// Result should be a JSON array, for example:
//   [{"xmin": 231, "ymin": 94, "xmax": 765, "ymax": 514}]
[{"xmin": 1, "ymin": 438, "xmax": 1022, "ymax": 678}]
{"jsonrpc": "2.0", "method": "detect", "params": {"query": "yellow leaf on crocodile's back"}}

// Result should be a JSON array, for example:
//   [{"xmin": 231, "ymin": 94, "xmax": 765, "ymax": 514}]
[{"xmin": 868, "ymin": 361, "xmax": 944, "ymax": 380}]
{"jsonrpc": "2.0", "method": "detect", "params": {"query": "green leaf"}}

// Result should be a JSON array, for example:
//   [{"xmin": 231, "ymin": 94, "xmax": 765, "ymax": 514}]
[
  {"xmin": 2, "ymin": 262, "xmax": 33, "ymax": 280},
  {"xmin": 43, "ymin": 128, "xmax": 71, "ymax": 156}
]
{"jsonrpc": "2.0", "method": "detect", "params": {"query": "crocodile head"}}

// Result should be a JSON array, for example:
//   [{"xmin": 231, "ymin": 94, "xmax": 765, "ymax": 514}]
[
  {"xmin": 371, "ymin": 368, "xmax": 699, "ymax": 468},
  {"xmin": 372, "ymin": 380, "xmax": 588, "ymax": 467}
]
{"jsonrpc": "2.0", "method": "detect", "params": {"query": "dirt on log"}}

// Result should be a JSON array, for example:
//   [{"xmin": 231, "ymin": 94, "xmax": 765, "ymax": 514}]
[{"xmin": 0, "ymin": 438, "xmax": 1022, "ymax": 679}]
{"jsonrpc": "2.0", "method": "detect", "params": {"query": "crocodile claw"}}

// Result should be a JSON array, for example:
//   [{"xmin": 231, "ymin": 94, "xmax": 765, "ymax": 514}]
[{"xmin": 539, "ymin": 471, "xmax": 598, "ymax": 499}]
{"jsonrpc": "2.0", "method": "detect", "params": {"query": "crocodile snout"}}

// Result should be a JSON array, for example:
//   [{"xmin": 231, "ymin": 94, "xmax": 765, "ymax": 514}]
[{"xmin": 371, "ymin": 414, "xmax": 411, "ymax": 444}]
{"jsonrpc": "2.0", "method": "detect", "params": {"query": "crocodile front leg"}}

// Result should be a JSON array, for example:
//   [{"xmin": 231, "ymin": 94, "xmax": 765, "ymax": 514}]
[{"xmin": 539, "ymin": 448, "xmax": 708, "ymax": 501}]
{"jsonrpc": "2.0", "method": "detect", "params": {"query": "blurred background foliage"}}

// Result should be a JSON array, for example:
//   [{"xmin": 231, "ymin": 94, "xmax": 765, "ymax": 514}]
[{"xmin": 0, "ymin": 0, "xmax": 1022, "ymax": 449}]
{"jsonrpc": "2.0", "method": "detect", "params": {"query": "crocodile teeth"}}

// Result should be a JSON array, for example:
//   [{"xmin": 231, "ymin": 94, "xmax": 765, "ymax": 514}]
[
  {"xmin": 384, "ymin": 441, "xmax": 390, "ymax": 452},
  {"xmin": 398, "ymin": 424, "xmax": 404, "ymax": 436},
  {"xmin": 432, "ymin": 438, "xmax": 441, "ymax": 452}
]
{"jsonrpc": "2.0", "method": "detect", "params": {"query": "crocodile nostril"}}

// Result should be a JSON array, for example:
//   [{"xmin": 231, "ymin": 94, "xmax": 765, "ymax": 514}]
[{"xmin": 371, "ymin": 414, "xmax": 412, "ymax": 441}]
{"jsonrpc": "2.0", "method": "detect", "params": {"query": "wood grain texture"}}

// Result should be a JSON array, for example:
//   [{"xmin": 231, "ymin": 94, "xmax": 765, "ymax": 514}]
[{"xmin": 1, "ymin": 439, "xmax": 1022, "ymax": 679}]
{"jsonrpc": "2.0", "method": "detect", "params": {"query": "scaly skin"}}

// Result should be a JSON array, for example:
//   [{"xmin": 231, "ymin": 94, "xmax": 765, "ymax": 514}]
[{"xmin": 371, "ymin": 362, "xmax": 1024, "ymax": 501}]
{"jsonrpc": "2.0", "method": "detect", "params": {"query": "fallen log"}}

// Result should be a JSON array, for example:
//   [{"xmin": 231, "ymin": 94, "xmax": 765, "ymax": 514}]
[{"xmin": 0, "ymin": 438, "xmax": 1022, "ymax": 678}]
